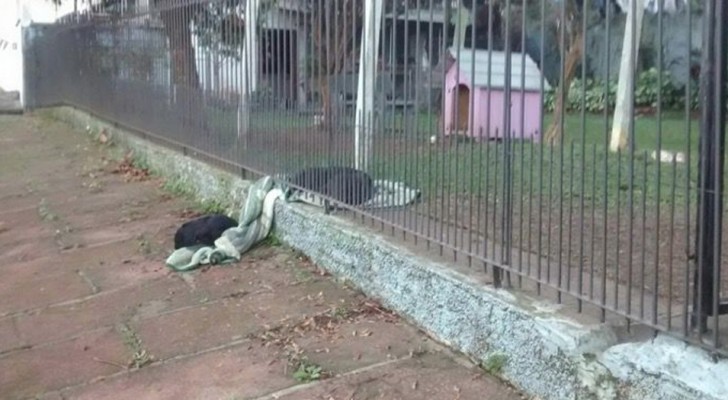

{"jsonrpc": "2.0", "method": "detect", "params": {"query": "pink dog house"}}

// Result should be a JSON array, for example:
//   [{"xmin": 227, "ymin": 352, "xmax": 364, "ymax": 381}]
[{"xmin": 443, "ymin": 48, "xmax": 549, "ymax": 141}]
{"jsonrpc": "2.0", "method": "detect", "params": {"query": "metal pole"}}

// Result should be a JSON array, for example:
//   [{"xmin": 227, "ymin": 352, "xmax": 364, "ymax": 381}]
[
  {"xmin": 692, "ymin": 0, "xmax": 728, "ymax": 336},
  {"xmin": 354, "ymin": 0, "xmax": 382, "ymax": 171}
]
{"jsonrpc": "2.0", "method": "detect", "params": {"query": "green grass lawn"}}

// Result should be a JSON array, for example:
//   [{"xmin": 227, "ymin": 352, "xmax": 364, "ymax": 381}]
[
  {"xmin": 370, "ymin": 111, "xmax": 704, "ymax": 209},
  {"xmin": 204, "ymin": 106, "xmax": 711, "ymax": 209},
  {"xmin": 542, "ymin": 111, "xmax": 699, "ymax": 153}
]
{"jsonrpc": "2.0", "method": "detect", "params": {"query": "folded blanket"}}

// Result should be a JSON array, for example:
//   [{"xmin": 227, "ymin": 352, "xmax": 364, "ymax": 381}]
[
  {"xmin": 166, "ymin": 176, "xmax": 285, "ymax": 271},
  {"xmin": 288, "ymin": 179, "xmax": 421, "ymax": 210}
]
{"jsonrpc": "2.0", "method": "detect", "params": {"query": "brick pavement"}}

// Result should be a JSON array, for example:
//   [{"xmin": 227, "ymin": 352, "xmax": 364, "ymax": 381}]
[{"xmin": 0, "ymin": 114, "xmax": 524, "ymax": 400}]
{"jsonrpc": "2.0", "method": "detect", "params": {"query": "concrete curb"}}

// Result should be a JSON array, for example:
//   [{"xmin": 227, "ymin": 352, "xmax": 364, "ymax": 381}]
[
  {"xmin": 45, "ymin": 106, "xmax": 728, "ymax": 400},
  {"xmin": 0, "ymin": 90, "xmax": 23, "ymax": 114}
]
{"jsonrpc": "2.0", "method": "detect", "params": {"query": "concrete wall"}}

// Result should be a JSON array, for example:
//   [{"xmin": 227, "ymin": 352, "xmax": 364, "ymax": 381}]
[{"xmin": 44, "ymin": 105, "xmax": 728, "ymax": 400}]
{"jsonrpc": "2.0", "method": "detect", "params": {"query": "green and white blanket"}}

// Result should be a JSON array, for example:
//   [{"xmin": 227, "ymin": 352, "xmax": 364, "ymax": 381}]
[
  {"xmin": 165, "ymin": 174, "xmax": 420, "ymax": 272},
  {"xmin": 165, "ymin": 176, "xmax": 285, "ymax": 271}
]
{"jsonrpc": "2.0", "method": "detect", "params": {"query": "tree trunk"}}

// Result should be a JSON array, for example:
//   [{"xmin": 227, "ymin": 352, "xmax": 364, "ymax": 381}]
[
  {"xmin": 319, "ymin": 78, "xmax": 334, "ymax": 131},
  {"xmin": 159, "ymin": 6, "xmax": 199, "ymax": 89},
  {"xmin": 544, "ymin": 28, "xmax": 584, "ymax": 145},
  {"xmin": 157, "ymin": 3, "xmax": 206, "ymax": 134},
  {"xmin": 609, "ymin": 1, "xmax": 646, "ymax": 152}
]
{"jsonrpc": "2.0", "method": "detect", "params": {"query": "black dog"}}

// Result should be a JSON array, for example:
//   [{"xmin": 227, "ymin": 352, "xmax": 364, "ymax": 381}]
[
  {"xmin": 289, "ymin": 166, "xmax": 374, "ymax": 206},
  {"xmin": 174, "ymin": 214, "xmax": 238, "ymax": 249}
]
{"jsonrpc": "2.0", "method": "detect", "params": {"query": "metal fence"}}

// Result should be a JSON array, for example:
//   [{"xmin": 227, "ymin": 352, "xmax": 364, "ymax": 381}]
[{"xmin": 23, "ymin": 0, "xmax": 728, "ymax": 355}]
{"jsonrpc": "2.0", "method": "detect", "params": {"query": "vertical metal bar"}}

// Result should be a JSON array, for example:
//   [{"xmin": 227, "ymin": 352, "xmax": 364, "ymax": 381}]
[
  {"xmin": 528, "ymin": 126, "xmax": 535, "ymax": 282},
  {"xmin": 640, "ymin": 151, "xmax": 648, "ymax": 320},
  {"xmin": 652, "ymin": 0, "xmax": 665, "ymax": 328},
  {"xmin": 384, "ymin": 1, "xmax": 395, "ymax": 233},
  {"xmin": 316, "ymin": 0, "xmax": 324, "ymax": 173},
  {"xmin": 626, "ymin": 0, "xmax": 638, "ymax": 324},
  {"xmin": 499, "ymin": 0, "xmax": 515, "ymax": 287},
  {"xmin": 536, "ymin": 0, "xmax": 546, "ymax": 296},
  {"xmin": 426, "ymin": 0, "xmax": 435, "ymax": 250},
  {"xmin": 711, "ymin": 0, "xmax": 727, "ymax": 348},
  {"xmin": 601, "ymin": 0, "xmax": 613, "ymax": 323},
  {"xmin": 439, "ymin": 0, "xmax": 450, "ymax": 256},
  {"xmin": 467, "ymin": 0, "xmax": 478, "ymax": 267},
  {"xmin": 683, "ymin": 0, "xmax": 694, "ymax": 337},
  {"xmin": 389, "ymin": 1, "xmax": 398, "ymax": 236},
  {"xmin": 694, "ymin": 0, "xmax": 727, "ymax": 349},
  {"xmin": 413, "ymin": 1, "xmax": 424, "ymax": 246},
  {"xmin": 517, "ymin": 0, "xmax": 528, "ymax": 288},
  {"xmin": 668, "ymin": 155, "xmax": 677, "ymax": 331},
  {"xmin": 590, "ymin": 143, "xmax": 597, "ymax": 302},
  {"xmin": 403, "ymin": 0, "xmax": 412, "ymax": 240},
  {"xmin": 450, "ymin": 4, "xmax": 462, "ymax": 258},
  {"xmin": 615, "ymin": 148, "xmax": 622, "ymax": 313},
  {"xmin": 555, "ymin": 0, "xmax": 568, "ymax": 303},
  {"xmin": 567, "ymin": 139, "xmax": 575, "ymax": 297},
  {"xmin": 577, "ymin": 0, "xmax": 590, "ymax": 312},
  {"xmin": 326, "ymin": 0, "xmax": 334, "ymax": 171},
  {"xmin": 483, "ymin": 0, "xmax": 495, "ymax": 268},
  {"xmin": 486, "ymin": 0, "xmax": 498, "ymax": 283}
]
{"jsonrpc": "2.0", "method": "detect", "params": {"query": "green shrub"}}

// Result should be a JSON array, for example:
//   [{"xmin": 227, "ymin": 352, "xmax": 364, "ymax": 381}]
[{"xmin": 543, "ymin": 68, "xmax": 699, "ymax": 113}]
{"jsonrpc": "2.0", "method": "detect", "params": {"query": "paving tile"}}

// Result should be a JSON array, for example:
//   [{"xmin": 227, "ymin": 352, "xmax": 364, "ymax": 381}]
[
  {"xmin": 133, "ymin": 300, "xmax": 259, "ymax": 361},
  {"xmin": 59, "ymin": 341, "xmax": 295, "ymax": 400},
  {"xmin": 0, "ymin": 270, "xmax": 93, "ymax": 316},
  {"xmin": 13, "ymin": 277, "xmax": 193, "ymax": 348},
  {"xmin": 0, "ymin": 318, "xmax": 25, "ymax": 354},
  {"xmin": 292, "ymin": 319, "xmax": 430, "ymax": 375},
  {"xmin": 0, "ymin": 238, "xmax": 149, "ymax": 298},
  {"xmin": 0, "ymin": 328, "xmax": 129, "ymax": 400},
  {"xmin": 274, "ymin": 353, "xmax": 522, "ymax": 400}
]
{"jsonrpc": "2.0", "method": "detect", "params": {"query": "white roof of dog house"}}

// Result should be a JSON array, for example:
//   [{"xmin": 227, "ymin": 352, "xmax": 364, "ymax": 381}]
[{"xmin": 447, "ymin": 48, "xmax": 551, "ymax": 91}]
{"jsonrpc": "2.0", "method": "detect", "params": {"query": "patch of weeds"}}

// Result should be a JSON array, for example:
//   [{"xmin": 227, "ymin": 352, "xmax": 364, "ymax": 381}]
[
  {"xmin": 290, "ymin": 249, "xmax": 309, "ymax": 261},
  {"xmin": 124, "ymin": 209, "xmax": 146, "ymax": 222},
  {"xmin": 130, "ymin": 348, "xmax": 153, "ymax": 369},
  {"xmin": 137, "ymin": 234, "xmax": 153, "ymax": 256},
  {"xmin": 161, "ymin": 178, "xmax": 230, "ymax": 215},
  {"xmin": 409, "ymin": 345, "xmax": 429, "ymax": 358},
  {"xmin": 37, "ymin": 198, "xmax": 58, "ymax": 222},
  {"xmin": 198, "ymin": 198, "xmax": 227, "ymax": 215},
  {"xmin": 53, "ymin": 225, "xmax": 76, "ymax": 250},
  {"xmin": 263, "ymin": 233, "xmax": 283, "ymax": 247},
  {"xmin": 255, "ymin": 316, "xmax": 336, "ymax": 383},
  {"xmin": 131, "ymin": 153, "xmax": 151, "ymax": 171},
  {"xmin": 162, "ymin": 178, "xmax": 194, "ymax": 198},
  {"xmin": 481, "ymin": 353, "xmax": 508, "ymax": 375},
  {"xmin": 292, "ymin": 267, "xmax": 314, "ymax": 284},
  {"xmin": 118, "ymin": 323, "xmax": 154, "ymax": 369},
  {"xmin": 85, "ymin": 179, "xmax": 105, "ymax": 193},
  {"xmin": 25, "ymin": 181, "xmax": 38, "ymax": 194},
  {"xmin": 341, "ymin": 279, "xmax": 359, "ymax": 292},
  {"xmin": 112, "ymin": 152, "xmax": 150, "ymax": 182},
  {"xmin": 594, "ymin": 370, "xmax": 618, "ymax": 387},
  {"xmin": 292, "ymin": 360, "xmax": 324, "ymax": 383},
  {"xmin": 331, "ymin": 305, "xmax": 352, "ymax": 320}
]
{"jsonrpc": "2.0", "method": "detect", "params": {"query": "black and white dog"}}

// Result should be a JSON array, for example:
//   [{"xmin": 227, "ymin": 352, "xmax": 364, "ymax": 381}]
[{"xmin": 288, "ymin": 166, "xmax": 375, "ymax": 207}]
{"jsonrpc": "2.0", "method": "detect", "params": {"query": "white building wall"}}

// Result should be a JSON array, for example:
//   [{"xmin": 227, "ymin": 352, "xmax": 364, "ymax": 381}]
[{"xmin": 0, "ymin": 0, "xmax": 91, "ymax": 104}]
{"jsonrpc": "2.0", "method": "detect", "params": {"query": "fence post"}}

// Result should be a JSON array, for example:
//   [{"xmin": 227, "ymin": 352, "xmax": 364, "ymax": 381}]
[
  {"xmin": 692, "ymin": 0, "xmax": 728, "ymax": 337},
  {"xmin": 21, "ymin": 25, "xmax": 38, "ymax": 111}
]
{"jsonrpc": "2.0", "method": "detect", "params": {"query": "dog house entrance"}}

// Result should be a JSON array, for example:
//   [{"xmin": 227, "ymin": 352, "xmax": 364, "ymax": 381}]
[{"xmin": 456, "ymin": 84, "xmax": 469, "ymax": 132}]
